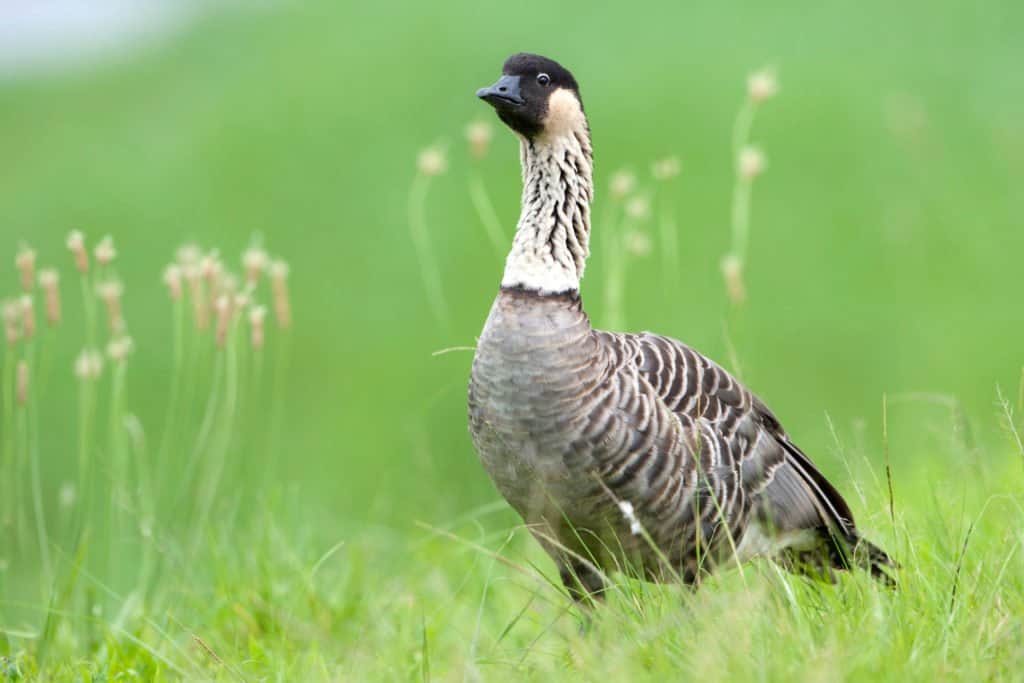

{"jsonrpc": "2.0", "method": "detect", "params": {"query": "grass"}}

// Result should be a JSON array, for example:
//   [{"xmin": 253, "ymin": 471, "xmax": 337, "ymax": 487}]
[
  {"xmin": 4, "ymin": 450, "xmax": 1023, "ymax": 680},
  {"xmin": 1, "ymin": 0, "xmax": 1023, "ymax": 679}
]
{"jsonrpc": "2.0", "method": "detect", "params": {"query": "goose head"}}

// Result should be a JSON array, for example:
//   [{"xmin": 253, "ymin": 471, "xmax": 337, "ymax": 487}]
[{"xmin": 477, "ymin": 53, "xmax": 585, "ymax": 141}]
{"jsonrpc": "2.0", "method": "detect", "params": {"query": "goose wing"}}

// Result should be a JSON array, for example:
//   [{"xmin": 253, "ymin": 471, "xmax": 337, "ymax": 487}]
[{"xmin": 614, "ymin": 331, "xmax": 895, "ymax": 581}]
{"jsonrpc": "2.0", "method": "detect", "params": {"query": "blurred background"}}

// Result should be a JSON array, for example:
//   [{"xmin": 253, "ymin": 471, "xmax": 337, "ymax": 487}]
[{"xmin": 0, "ymin": 0, "xmax": 1021, "ymax": 613}]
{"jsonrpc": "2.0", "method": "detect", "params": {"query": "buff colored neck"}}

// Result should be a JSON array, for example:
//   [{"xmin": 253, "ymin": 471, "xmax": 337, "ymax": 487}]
[{"xmin": 501, "ymin": 90, "xmax": 593, "ymax": 295}]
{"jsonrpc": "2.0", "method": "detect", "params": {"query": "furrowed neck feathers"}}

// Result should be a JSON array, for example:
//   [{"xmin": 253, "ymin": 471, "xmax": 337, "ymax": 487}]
[{"xmin": 501, "ymin": 92, "xmax": 593, "ymax": 295}]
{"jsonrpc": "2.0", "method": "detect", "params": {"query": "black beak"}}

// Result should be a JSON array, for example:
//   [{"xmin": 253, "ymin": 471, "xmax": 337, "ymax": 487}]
[{"xmin": 476, "ymin": 74, "xmax": 524, "ymax": 107}]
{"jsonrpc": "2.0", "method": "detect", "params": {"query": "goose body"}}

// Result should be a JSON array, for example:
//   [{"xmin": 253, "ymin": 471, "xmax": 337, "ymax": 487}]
[{"xmin": 468, "ymin": 54, "xmax": 893, "ymax": 598}]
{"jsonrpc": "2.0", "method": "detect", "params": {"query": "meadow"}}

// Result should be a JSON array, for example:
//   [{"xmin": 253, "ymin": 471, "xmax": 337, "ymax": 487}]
[{"xmin": 0, "ymin": 1, "xmax": 1022, "ymax": 680}]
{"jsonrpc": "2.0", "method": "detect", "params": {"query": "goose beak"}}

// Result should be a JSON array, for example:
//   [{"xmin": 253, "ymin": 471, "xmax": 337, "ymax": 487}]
[{"xmin": 477, "ymin": 74, "xmax": 524, "ymax": 107}]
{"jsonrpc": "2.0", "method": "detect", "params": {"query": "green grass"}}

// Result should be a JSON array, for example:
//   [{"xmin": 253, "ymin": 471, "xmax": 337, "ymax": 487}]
[{"xmin": 1, "ymin": 0, "xmax": 1023, "ymax": 679}]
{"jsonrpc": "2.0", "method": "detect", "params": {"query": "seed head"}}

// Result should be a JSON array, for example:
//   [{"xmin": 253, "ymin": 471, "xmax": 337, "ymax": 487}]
[
  {"xmin": 466, "ymin": 121, "xmax": 493, "ymax": 160},
  {"xmin": 163, "ymin": 264, "xmax": 183, "ymax": 301},
  {"xmin": 747, "ymin": 68, "xmax": 778, "ymax": 104},
  {"xmin": 270, "ymin": 260, "xmax": 292, "ymax": 330},
  {"xmin": 242, "ymin": 247, "xmax": 269, "ymax": 286},
  {"xmin": 38, "ymin": 269, "xmax": 58, "ymax": 288},
  {"xmin": 106, "ymin": 336, "xmax": 134, "ymax": 364},
  {"xmin": 19, "ymin": 295, "xmax": 35, "ymax": 341},
  {"xmin": 74, "ymin": 349, "xmax": 103, "ymax": 380},
  {"xmin": 624, "ymin": 195, "xmax": 651, "ymax": 222},
  {"xmin": 417, "ymin": 146, "xmax": 447, "ymax": 176},
  {"xmin": 214, "ymin": 295, "xmax": 232, "ymax": 348},
  {"xmin": 623, "ymin": 230, "xmax": 652, "ymax": 257},
  {"xmin": 94, "ymin": 235, "xmax": 117, "ymax": 267},
  {"xmin": 201, "ymin": 252, "xmax": 222, "ymax": 285},
  {"xmin": 3, "ymin": 300, "xmax": 20, "ymax": 347},
  {"xmin": 721, "ymin": 253, "xmax": 746, "ymax": 305},
  {"xmin": 98, "ymin": 280, "xmax": 125, "ymax": 334},
  {"xmin": 738, "ymin": 146, "xmax": 766, "ymax": 180},
  {"xmin": 16, "ymin": 246, "xmax": 36, "ymax": 292},
  {"xmin": 609, "ymin": 170, "xmax": 636, "ymax": 200},
  {"xmin": 651, "ymin": 157, "xmax": 681, "ymax": 181},
  {"xmin": 249, "ymin": 305, "xmax": 267, "ymax": 350},
  {"xmin": 38, "ymin": 269, "xmax": 61, "ymax": 326},
  {"xmin": 66, "ymin": 230, "xmax": 89, "ymax": 274},
  {"xmin": 16, "ymin": 360, "xmax": 28, "ymax": 406},
  {"xmin": 176, "ymin": 243, "xmax": 201, "ymax": 266}
]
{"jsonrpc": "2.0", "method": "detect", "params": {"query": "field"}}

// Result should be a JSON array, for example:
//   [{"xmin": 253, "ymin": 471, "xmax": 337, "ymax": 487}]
[{"xmin": 1, "ymin": 1, "xmax": 1023, "ymax": 680}]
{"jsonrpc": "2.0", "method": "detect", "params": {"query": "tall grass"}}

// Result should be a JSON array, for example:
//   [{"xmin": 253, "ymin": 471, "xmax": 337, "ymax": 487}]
[{"xmin": 0, "ymin": 234, "xmax": 292, "ymax": 676}]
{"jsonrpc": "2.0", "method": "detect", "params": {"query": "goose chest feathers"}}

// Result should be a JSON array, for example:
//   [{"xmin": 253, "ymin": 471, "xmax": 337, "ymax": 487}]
[{"xmin": 467, "ymin": 53, "xmax": 894, "ymax": 599}]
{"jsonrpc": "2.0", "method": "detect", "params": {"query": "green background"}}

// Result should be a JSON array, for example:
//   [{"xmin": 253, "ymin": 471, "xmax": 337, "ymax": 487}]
[{"xmin": 1, "ymin": 0, "xmax": 1021, "ymax": 596}]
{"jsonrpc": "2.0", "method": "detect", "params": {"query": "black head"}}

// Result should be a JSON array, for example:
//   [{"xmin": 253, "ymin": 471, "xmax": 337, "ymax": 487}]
[{"xmin": 476, "ymin": 53, "xmax": 584, "ymax": 139}]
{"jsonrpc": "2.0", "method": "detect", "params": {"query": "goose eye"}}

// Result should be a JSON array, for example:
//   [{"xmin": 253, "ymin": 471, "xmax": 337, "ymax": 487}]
[{"xmin": 537, "ymin": 73, "xmax": 551, "ymax": 86}]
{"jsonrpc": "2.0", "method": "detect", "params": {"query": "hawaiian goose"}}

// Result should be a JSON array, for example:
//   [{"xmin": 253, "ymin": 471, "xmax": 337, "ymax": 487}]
[{"xmin": 467, "ymin": 53, "xmax": 894, "ymax": 600}]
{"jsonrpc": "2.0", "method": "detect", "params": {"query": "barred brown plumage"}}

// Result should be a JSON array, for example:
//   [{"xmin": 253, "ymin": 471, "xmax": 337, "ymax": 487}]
[{"xmin": 468, "ymin": 53, "xmax": 895, "ymax": 601}]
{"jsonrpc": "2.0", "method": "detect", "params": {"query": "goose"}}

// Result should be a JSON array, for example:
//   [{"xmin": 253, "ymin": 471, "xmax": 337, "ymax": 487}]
[{"xmin": 467, "ymin": 53, "xmax": 895, "ymax": 601}]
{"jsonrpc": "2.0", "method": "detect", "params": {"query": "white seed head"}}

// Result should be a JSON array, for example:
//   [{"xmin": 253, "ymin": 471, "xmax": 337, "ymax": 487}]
[
  {"xmin": 38, "ymin": 268, "xmax": 59, "ymax": 288},
  {"xmin": 651, "ymin": 157, "xmax": 681, "ymax": 181},
  {"xmin": 39, "ymin": 269, "xmax": 62, "ymax": 325},
  {"xmin": 624, "ymin": 195, "xmax": 651, "ymax": 221},
  {"xmin": 242, "ymin": 247, "xmax": 269, "ymax": 285},
  {"xmin": 609, "ymin": 170, "xmax": 636, "ymax": 200},
  {"xmin": 214, "ymin": 295, "xmax": 232, "ymax": 348},
  {"xmin": 417, "ymin": 146, "xmax": 447, "ymax": 176},
  {"xmin": 738, "ymin": 146, "xmax": 766, "ymax": 180},
  {"xmin": 623, "ymin": 230, "xmax": 652, "ymax": 257},
  {"xmin": 465, "ymin": 121, "xmax": 493, "ymax": 159},
  {"xmin": 67, "ymin": 230, "xmax": 89, "ymax": 273},
  {"xmin": 249, "ymin": 305, "xmax": 266, "ymax": 326},
  {"xmin": 721, "ymin": 253, "xmax": 746, "ymax": 305},
  {"xmin": 270, "ymin": 260, "xmax": 290, "ymax": 280},
  {"xmin": 3, "ymin": 300, "xmax": 20, "ymax": 346},
  {"xmin": 106, "ymin": 336, "xmax": 134, "ymax": 363},
  {"xmin": 176, "ymin": 243, "xmax": 201, "ymax": 266},
  {"xmin": 249, "ymin": 305, "xmax": 267, "ymax": 350},
  {"xmin": 747, "ymin": 69, "xmax": 779, "ymax": 104},
  {"xmin": 74, "ymin": 349, "xmax": 103, "ymax": 380},
  {"xmin": 2, "ymin": 300, "xmax": 19, "ymax": 324},
  {"xmin": 19, "ymin": 295, "xmax": 35, "ymax": 341},
  {"xmin": 97, "ymin": 280, "xmax": 123, "ymax": 303},
  {"xmin": 200, "ymin": 253, "xmax": 222, "ymax": 282},
  {"xmin": 94, "ymin": 235, "xmax": 117, "ymax": 266},
  {"xmin": 163, "ymin": 264, "xmax": 183, "ymax": 300},
  {"xmin": 16, "ymin": 246, "xmax": 36, "ymax": 292},
  {"xmin": 66, "ymin": 230, "xmax": 85, "ymax": 252},
  {"xmin": 98, "ymin": 280, "xmax": 125, "ymax": 333}
]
